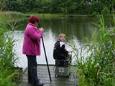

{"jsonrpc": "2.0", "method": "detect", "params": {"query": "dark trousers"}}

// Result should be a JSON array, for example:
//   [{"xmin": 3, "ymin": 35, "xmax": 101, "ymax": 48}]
[{"xmin": 26, "ymin": 55, "xmax": 39, "ymax": 85}]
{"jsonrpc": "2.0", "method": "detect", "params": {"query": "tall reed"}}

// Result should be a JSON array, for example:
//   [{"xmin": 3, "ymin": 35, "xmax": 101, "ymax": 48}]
[
  {"xmin": 72, "ymin": 15, "xmax": 115, "ymax": 86},
  {"xmin": 0, "ymin": 28, "xmax": 16, "ymax": 86},
  {"xmin": 0, "ymin": 12, "xmax": 25, "ymax": 86}
]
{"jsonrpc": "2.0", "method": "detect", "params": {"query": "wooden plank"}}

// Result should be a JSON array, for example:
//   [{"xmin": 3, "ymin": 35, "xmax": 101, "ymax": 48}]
[{"xmin": 20, "ymin": 65, "xmax": 77, "ymax": 86}]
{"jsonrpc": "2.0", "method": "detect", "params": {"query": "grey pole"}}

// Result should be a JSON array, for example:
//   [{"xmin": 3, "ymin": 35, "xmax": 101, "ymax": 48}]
[{"xmin": 41, "ymin": 37, "xmax": 52, "ymax": 82}]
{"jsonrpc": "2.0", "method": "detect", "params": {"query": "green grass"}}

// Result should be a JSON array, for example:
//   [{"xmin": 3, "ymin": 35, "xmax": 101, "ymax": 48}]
[
  {"xmin": 0, "ymin": 11, "xmax": 28, "ymax": 30},
  {"xmin": 0, "ymin": 11, "xmax": 64, "ymax": 22},
  {"xmin": 71, "ymin": 15, "xmax": 115, "ymax": 86},
  {"xmin": 0, "ymin": 11, "xmax": 24, "ymax": 86},
  {"xmin": 28, "ymin": 13, "xmax": 64, "ymax": 18},
  {"xmin": 0, "ymin": 11, "xmax": 65, "ymax": 30},
  {"xmin": 0, "ymin": 11, "xmax": 26, "ymax": 22},
  {"xmin": 0, "ymin": 29, "xmax": 16, "ymax": 86}
]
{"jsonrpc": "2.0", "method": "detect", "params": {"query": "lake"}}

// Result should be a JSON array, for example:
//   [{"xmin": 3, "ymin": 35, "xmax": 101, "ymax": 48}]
[{"xmin": 12, "ymin": 16, "xmax": 112, "ymax": 69}]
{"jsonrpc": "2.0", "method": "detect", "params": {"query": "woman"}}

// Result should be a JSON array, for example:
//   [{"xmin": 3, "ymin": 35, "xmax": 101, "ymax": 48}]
[{"xmin": 22, "ymin": 16, "xmax": 44, "ymax": 86}]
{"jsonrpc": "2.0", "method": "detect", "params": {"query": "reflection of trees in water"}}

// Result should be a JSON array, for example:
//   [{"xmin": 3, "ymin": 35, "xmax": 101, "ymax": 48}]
[
  {"xmin": 17, "ymin": 16, "xmax": 112, "ymax": 44},
  {"xmin": 41, "ymin": 16, "xmax": 96, "ymax": 43}
]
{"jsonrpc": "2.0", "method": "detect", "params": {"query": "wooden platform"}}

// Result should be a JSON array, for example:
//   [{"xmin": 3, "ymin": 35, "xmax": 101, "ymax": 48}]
[{"xmin": 20, "ymin": 65, "xmax": 77, "ymax": 86}]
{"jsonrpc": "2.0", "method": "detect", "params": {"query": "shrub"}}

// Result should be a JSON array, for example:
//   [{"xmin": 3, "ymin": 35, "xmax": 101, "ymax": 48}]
[
  {"xmin": 0, "ymin": 28, "xmax": 16, "ymax": 86},
  {"xmin": 72, "ymin": 16, "xmax": 115, "ymax": 86}
]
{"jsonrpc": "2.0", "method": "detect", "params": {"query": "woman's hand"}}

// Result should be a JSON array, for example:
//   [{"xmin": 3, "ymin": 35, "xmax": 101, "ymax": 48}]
[{"xmin": 39, "ymin": 27, "xmax": 44, "ymax": 32}]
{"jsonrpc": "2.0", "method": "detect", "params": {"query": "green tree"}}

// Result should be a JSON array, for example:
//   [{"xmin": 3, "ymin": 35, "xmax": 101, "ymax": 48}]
[{"xmin": 0, "ymin": 0, "xmax": 114, "ymax": 14}]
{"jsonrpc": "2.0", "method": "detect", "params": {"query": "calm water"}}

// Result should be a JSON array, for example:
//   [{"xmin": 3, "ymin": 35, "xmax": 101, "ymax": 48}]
[{"xmin": 12, "ymin": 16, "xmax": 112, "ymax": 69}]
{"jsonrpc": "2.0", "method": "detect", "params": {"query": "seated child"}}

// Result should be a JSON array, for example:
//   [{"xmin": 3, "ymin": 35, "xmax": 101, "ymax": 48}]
[{"xmin": 53, "ymin": 33, "xmax": 69, "ymax": 60}]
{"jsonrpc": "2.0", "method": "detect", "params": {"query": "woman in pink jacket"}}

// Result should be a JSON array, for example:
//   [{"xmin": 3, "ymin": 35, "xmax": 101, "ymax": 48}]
[{"xmin": 23, "ymin": 16, "xmax": 44, "ymax": 86}]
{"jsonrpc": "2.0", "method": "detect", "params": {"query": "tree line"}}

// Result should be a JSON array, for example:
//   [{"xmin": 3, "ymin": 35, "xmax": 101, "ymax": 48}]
[{"xmin": 0, "ymin": 0, "xmax": 114, "ymax": 14}]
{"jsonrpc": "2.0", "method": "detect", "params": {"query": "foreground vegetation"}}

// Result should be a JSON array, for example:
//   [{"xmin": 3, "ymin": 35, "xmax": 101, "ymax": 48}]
[
  {"xmin": 0, "ymin": 12, "xmax": 23, "ymax": 86},
  {"xmin": 0, "ymin": 29, "xmax": 16, "ymax": 86},
  {"xmin": 71, "ymin": 16, "xmax": 115, "ymax": 86}
]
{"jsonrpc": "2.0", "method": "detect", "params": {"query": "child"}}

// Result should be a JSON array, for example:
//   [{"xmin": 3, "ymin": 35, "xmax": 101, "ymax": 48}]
[
  {"xmin": 53, "ymin": 33, "xmax": 72, "ymax": 77},
  {"xmin": 53, "ymin": 33, "xmax": 69, "ymax": 60}
]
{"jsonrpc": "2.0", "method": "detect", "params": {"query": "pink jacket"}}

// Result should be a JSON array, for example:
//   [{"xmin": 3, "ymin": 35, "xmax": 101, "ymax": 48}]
[{"xmin": 22, "ymin": 23, "xmax": 43, "ymax": 56}]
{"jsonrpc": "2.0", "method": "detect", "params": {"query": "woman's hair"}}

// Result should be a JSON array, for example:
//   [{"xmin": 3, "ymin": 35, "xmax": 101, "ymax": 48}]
[{"xmin": 28, "ymin": 16, "xmax": 40, "ymax": 24}]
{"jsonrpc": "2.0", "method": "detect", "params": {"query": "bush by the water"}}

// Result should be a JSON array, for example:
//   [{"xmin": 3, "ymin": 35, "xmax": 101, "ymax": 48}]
[
  {"xmin": 72, "ymin": 16, "xmax": 115, "ymax": 86},
  {"xmin": 0, "ymin": 29, "xmax": 22, "ymax": 86}
]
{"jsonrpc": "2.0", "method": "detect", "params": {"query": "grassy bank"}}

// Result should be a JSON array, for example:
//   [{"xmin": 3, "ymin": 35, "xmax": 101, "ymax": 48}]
[
  {"xmin": 0, "ymin": 11, "xmax": 65, "ymax": 30},
  {"xmin": 0, "ymin": 29, "xmax": 16, "ymax": 86},
  {"xmin": 0, "ymin": 11, "xmax": 28, "ymax": 30},
  {"xmin": 0, "ymin": 11, "xmax": 23, "ymax": 86},
  {"xmin": 0, "ymin": 11, "xmax": 26, "ymax": 21},
  {"xmin": 0, "ymin": 11, "xmax": 96, "ymax": 24},
  {"xmin": 72, "ymin": 16, "xmax": 115, "ymax": 86},
  {"xmin": 0, "ymin": 11, "xmax": 64, "ymax": 22},
  {"xmin": 0, "ymin": 11, "xmax": 113, "ymax": 30}
]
